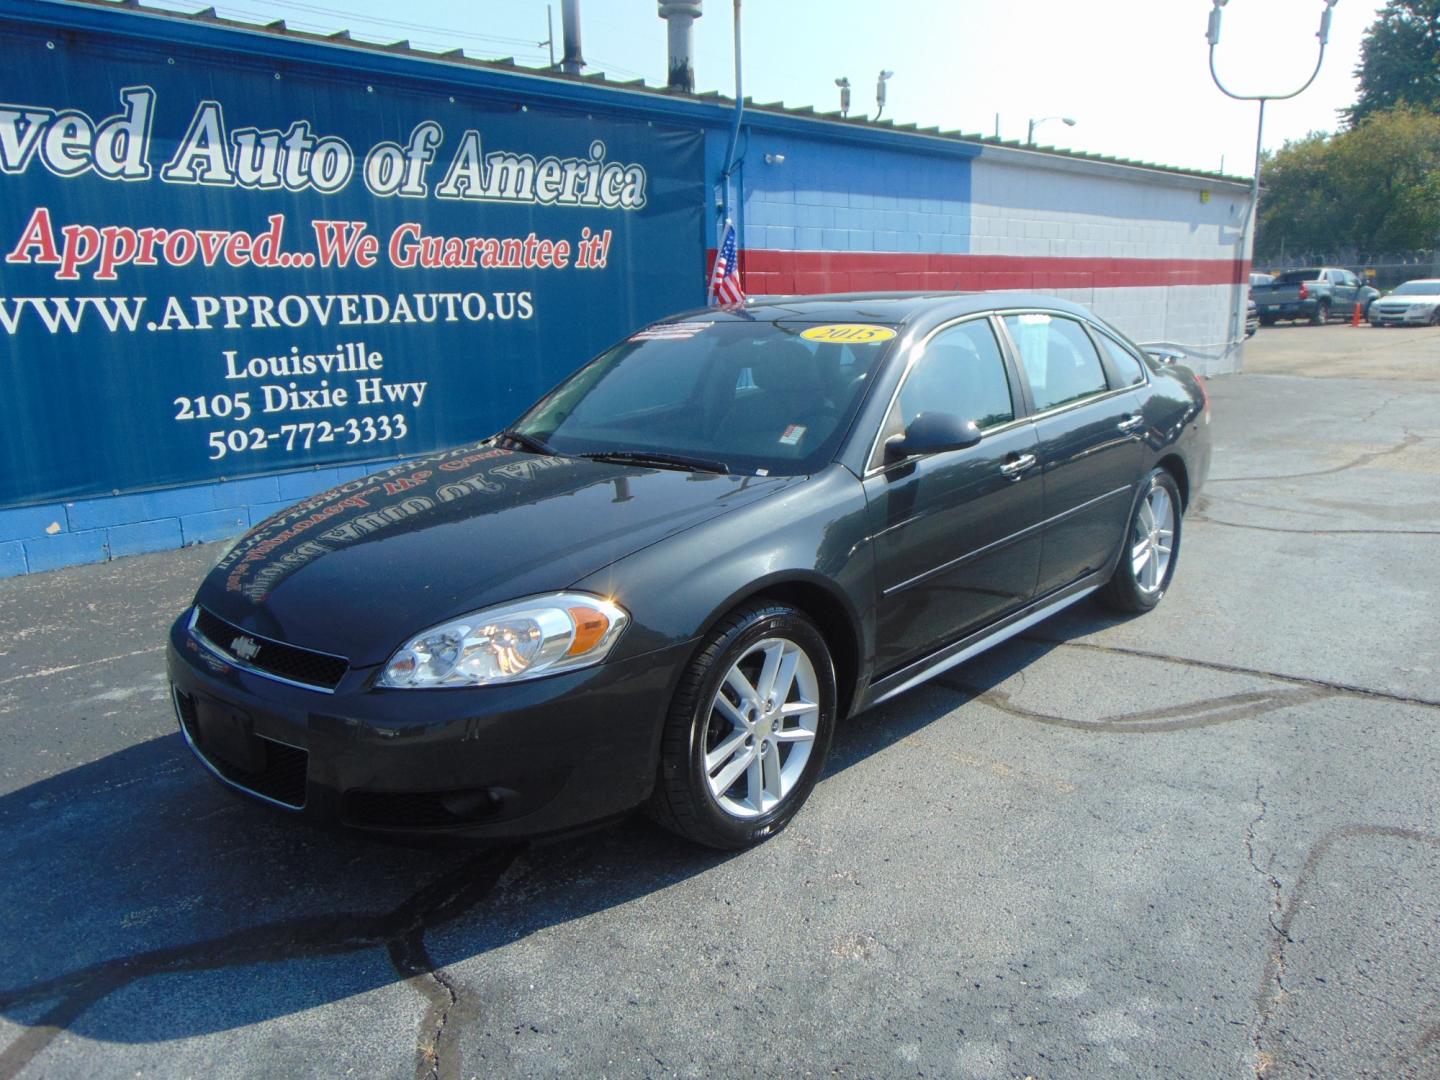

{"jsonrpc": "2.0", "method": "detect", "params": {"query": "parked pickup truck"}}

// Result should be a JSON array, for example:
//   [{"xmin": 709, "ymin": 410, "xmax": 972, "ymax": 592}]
[{"xmin": 1252, "ymin": 268, "xmax": 1379, "ymax": 326}]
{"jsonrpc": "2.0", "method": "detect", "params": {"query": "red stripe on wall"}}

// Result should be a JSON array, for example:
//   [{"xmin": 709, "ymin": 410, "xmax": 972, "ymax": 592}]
[{"xmin": 708, "ymin": 250, "xmax": 1250, "ymax": 297}]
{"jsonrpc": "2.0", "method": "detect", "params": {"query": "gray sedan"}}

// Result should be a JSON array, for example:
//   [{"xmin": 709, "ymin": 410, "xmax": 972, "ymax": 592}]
[{"xmin": 1369, "ymin": 279, "xmax": 1440, "ymax": 327}]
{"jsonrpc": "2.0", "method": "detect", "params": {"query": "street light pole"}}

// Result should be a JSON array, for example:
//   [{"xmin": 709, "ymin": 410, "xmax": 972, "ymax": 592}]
[
  {"xmin": 1207, "ymin": 0, "xmax": 1338, "ymax": 363},
  {"xmin": 1026, "ymin": 115, "xmax": 1076, "ymax": 146}
]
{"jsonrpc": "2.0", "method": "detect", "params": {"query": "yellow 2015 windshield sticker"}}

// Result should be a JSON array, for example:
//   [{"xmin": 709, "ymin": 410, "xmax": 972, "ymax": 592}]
[{"xmin": 799, "ymin": 324, "xmax": 898, "ymax": 344}]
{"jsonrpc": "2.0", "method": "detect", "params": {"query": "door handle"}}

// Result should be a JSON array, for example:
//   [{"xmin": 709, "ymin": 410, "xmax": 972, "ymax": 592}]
[
  {"xmin": 1118, "ymin": 414, "xmax": 1146, "ymax": 434},
  {"xmin": 999, "ymin": 453, "xmax": 1036, "ymax": 478}
]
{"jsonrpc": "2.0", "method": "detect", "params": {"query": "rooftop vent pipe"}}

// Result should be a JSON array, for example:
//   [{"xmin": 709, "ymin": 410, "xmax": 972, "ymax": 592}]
[
  {"xmin": 561, "ymin": 0, "xmax": 584, "ymax": 75},
  {"xmin": 658, "ymin": 1, "xmax": 703, "ymax": 92}
]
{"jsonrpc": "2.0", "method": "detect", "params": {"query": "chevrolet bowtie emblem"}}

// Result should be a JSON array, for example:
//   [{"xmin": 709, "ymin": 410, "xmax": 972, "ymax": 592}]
[{"xmin": 230, "ymin": 635, "xmax": 262, "ymax": 661}]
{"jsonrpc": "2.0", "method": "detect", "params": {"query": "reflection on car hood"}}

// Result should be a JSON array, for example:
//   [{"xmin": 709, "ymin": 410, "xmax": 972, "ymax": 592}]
[{"xmin": 196, "ymin": 441, "xmax": 796, "ymax": 664}]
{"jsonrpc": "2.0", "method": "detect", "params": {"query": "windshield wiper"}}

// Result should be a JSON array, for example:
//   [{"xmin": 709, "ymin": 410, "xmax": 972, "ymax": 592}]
[
  {"xmin": 579, "ymin": 450, "xmax": 730, "ymax": 475},
  {"xmin": 496, "ymin": 428, "xmax": 558, "ymax": 456}
]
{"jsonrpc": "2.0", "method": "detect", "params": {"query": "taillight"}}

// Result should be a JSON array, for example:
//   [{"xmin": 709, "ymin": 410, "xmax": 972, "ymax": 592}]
[
  {"xmin": 1298, "ymin": 282, "xmax": 1309, "ymax": 300},
  {"xmin": 1196, "ymin": 376, "xmax": 1210, "ymax": 423}
]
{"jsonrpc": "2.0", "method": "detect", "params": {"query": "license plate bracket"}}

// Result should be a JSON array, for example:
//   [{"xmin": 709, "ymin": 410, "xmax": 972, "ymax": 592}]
[{"xmin": 194, "ymin": 699, "xmax": 266, "ymax": 774}]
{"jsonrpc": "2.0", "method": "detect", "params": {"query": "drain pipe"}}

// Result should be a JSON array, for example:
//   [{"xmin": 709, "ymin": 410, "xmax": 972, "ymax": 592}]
[
  {"xmin": 718, "ymin": 0, "xmax": 744, "ymax": 235},
  {"xmin": 560, "ymin": 0, "xmax": 584, "ymax": 75}
]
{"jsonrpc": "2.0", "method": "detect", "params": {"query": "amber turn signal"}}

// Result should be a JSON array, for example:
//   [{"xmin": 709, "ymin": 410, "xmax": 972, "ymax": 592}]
[{"xmin": 566, "ymin": 606, "xmax": 611, "ymax": 655}]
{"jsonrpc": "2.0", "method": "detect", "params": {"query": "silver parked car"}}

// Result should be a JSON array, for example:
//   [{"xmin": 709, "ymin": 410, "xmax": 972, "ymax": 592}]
[{"xmin": 1369, "ymin": 279, "xmax": 1440, "ymax": 327}]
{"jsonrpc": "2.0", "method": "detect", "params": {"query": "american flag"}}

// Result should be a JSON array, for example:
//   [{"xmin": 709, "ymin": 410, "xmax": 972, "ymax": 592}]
[{"xmin": 707, "ymin": 222, "xmax": 746, "ymax": 306}]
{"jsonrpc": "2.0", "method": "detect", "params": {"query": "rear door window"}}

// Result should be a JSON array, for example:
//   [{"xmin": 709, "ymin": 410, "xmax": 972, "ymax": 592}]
[
  {"xmin": 1002, "ymin": 313, "xmax": 1110, "ymax": 412},
  {"xmin": 1092, "ymin": 331, "xmax": 1147, "ymax": 387}
]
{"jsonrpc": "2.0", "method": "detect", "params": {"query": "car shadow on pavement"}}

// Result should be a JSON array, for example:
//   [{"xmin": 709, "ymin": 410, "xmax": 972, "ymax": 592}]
[
  {"xmin": 825, "ymin": 600, "xmax": 1132, "ymax": 774},
  {"xmin": 0, "ymin": 601, "xmax": 1122, "ymax": 1064}
]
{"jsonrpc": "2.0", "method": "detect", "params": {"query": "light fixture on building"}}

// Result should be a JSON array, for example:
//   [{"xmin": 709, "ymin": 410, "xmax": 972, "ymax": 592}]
[
  {"xmin": 835, "ymin": 76, "xmax": 851, "ymax": 117},
  {"xmin": 875, "ymin": 70, "xmax": 893, "ymax": 120}
]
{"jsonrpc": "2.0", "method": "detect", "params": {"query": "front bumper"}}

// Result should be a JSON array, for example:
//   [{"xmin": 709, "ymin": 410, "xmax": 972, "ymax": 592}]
[
  {"xmin": 167, "ymin": 612, "xmax": 694, "ymax": 840},
  {"xmin": 1370, "ymin": 307, "xmax": 1434, "ymax": 326}
]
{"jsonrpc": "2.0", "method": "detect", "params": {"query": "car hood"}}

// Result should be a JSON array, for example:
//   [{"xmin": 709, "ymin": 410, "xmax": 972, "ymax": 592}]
[
  {"xmin": 1378, "ymin": 292, "xmax": 1440, "ymax": 304},
  {"xmin": 195, "ymin": 442, "xmax": 798, "ymax": 665}
]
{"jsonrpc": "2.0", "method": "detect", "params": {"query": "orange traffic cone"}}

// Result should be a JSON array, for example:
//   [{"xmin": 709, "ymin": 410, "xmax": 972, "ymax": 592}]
[{"xmin": 1351, "ymin": 302, "xmax": 1364, "ymax": 327}]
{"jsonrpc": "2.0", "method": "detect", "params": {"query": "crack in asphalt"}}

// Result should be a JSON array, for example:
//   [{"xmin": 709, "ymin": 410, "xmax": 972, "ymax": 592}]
[
  {"xmin": 1017, "ymin": 637, "xmax": 1440, "ymax": 711},
  {"xmin": 387, "ymin": 930, "xmax": 464, "ymax": 1080},
  {"xmin": 1243, "ymin": 784, "xmax": 1286, "ymax": 938},
  {"xmin": 1357, "ymin": 392, "xmax": 1409, "ymax": 426},
  {"xmin": 1206, "ymin": 433, "xmax": 1421, "ymax": 484},
  {"xmin": 1244, "ymin": 784, "xmax": 1287, "ymax": 1077},
  {"xmin": 1252, "ymin": 825, "xmax": 1440, "ymax": 1077},
  {"xmin": 0, "ymin": 845, "xmax": 521, "ymax": 1080}
]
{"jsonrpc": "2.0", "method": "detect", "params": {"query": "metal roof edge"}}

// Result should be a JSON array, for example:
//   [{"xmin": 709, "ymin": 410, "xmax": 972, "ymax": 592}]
[
  {"xmin": 14, "ymin": 0, "xmax": 1249, "ymax": 185},
  {"xmin": 975, "ymin": 141, "xmax": 1252, "ymax": 192}
]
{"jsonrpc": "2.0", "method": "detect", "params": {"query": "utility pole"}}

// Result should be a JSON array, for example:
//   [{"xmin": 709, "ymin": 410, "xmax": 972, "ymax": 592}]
[
  {"xmin": 1207, "ymin": 0, "xmax": 1339, "ymax": 362},
  {"xmin": 541, "ymin": 5, "xmax": 555, "ymax": 67}
]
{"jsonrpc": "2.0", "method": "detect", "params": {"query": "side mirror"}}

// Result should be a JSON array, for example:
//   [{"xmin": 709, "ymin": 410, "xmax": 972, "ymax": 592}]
[{"xmin": 884, "ymin": 412, "xmax": 982, "ymax": 462}]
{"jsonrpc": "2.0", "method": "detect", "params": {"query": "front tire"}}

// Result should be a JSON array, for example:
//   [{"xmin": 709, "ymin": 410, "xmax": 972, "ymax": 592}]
[
  {"xmin": 648, "ymin": 602, "xmax": 836, "ymax": 849},
  {"xmin": 1100, "ymin": 469, "xmax": 1182, "ymax": 614}
]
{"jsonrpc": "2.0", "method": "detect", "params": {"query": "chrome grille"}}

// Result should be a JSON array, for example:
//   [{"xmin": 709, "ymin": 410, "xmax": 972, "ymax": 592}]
[{"xmin": 192, "ymin": 607, "xmax": 349, "ymax": 691}]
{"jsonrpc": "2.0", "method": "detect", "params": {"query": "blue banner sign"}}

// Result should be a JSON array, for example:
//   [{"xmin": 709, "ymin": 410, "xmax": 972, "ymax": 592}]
[{"xmin": 0, "ymin": 21, "xmax": 705, "ymax": 507}]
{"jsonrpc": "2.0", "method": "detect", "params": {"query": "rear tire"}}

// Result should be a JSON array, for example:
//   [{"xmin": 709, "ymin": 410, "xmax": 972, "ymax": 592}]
[
  {"xmin": 1100, "ymin": 469, "xmax": 1182, "ymax": 614},
  {"xmin": 647, "ymin": 602, "xmax": 836, "ymax": 849},
  {"xmin": 1310, "ymin": 301, "xmax": 1330, "ymax": 326}
]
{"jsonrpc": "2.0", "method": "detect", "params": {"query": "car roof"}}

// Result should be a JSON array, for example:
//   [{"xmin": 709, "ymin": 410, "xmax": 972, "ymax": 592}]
[{"xmin": 656, "ymin": 291, "xmax": 1099, "ymax": 331}]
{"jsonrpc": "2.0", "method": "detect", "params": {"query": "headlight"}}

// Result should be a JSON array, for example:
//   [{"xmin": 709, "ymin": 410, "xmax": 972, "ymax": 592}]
[{"xmin": 379, "ymin": 593, "xmax": 628, "ymax": 688}]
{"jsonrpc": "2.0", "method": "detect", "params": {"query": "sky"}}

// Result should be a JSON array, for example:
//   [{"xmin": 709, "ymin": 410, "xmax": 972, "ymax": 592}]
[{"xmin": 143, "ymin": 0, "xmax": 1385, "ymax": 177}]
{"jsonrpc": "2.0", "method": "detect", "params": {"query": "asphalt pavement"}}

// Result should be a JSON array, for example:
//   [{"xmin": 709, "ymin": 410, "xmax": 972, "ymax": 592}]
[{"xmin": 0, "ymin": 324, "xmax": 1436, "ymax": 1079}]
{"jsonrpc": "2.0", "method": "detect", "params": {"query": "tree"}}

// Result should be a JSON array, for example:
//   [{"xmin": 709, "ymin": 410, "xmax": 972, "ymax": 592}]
[
  {"xmin": 1254, "ymin": 133, "xmax": 1338, "ymax": 257},
  {"xmin": 1256, "ymin": 106, "xmax": 1440, "ymax": 257},
  {"xmin": 1346, "ymin": 0, "xmax": 1440, "ymax": 124},
  {"xmin": 1328, "ymin": 106, "xmax": 1440, "ymax": 250}
]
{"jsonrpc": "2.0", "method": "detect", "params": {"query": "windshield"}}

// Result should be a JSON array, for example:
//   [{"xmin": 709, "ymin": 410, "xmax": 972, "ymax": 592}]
[
  {"xmin": 510, "ymin": 319, "xmax": 899, "ymax": 475},
  {"xmin": 1389, "ymin": 281, "xmax": 1440, "ymax": 296}
]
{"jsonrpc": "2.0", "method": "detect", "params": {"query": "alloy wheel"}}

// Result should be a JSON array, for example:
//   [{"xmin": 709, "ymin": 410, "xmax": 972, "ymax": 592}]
[
  {"xmin": 1131, "ymin": 485, "xmax": 1176, "ymax": 595},
  {"xmin": 702, "ymin": 637, "xmax": 820, "ymax": 818}
]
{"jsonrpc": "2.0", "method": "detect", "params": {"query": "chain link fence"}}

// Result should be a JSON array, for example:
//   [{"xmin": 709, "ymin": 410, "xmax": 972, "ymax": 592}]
[{"xmin": 1254, "ymin": 250, "xmax": 1439, "ymax": 290}]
